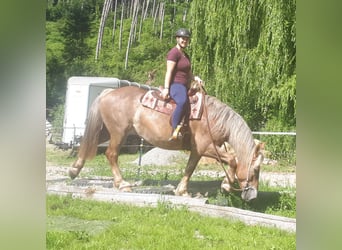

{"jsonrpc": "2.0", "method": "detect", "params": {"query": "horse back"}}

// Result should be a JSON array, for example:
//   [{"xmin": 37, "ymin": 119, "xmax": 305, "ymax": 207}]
[{"xmin": 99, "ymin": 86, "xmax": 147, "ymax": 126}]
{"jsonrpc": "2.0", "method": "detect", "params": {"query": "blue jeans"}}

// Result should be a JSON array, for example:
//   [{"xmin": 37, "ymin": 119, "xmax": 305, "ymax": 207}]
[{"xmin": 170, "ymin": 83, "xmax": 189, "ymax": 129}]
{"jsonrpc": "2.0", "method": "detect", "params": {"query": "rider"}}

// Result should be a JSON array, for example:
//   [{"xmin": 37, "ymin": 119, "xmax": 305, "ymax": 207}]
[{"xmin": 161, "ymin": 28, "xmax": 203, "ymax": 141}]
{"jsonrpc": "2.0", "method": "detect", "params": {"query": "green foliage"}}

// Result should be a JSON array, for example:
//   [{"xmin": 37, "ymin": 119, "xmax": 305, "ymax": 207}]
[
  {"xmin": 46, "ymin": 21, "xmax": 67, "ymax": 107},
  {"xmin": 49, "ymin": 103, "xmax": 65, "ymax": 130},
  {"xmin": 60, "ymin": 0, "xmax": 94, "ymax": 69},
  {"xmin": 259, "ymin": 118, "xmax": 296, "ymax": 164},
  {"xmin": 266, "ymin": 191, "xmax": 296, "ymax": 218}
]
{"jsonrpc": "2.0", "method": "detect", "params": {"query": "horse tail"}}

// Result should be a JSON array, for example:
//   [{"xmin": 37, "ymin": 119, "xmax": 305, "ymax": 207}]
[{"xmin": 78, "ymin": 95, "xmax": 104, "ymax": 160}]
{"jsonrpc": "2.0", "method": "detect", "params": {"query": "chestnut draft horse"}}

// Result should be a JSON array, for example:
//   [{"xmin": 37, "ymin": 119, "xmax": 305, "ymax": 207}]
[{"xmin": 69, "ymin": 86, "xmax": 264, "ymax": 201}]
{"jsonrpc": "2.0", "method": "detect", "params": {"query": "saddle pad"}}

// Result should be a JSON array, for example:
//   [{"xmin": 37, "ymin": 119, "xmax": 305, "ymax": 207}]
[{"xmin": 140, "ymin": 90, "xmax": 204, "ymax": 120}]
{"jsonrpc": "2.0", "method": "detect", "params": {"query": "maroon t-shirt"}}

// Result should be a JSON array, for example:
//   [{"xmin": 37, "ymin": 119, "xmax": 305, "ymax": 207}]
[{"xmin": 166, "ymin": 47, "xmax": 191, "ymax": 85}]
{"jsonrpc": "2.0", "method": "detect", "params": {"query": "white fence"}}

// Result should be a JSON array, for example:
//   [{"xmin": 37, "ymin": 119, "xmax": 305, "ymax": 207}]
[
  {"xmin": 47, "ymin": 125, "xmax": 296, "ymax": 164},
  {"xmin": 252, "ymin": 131, "xmax": 296, "ymax": 136}
]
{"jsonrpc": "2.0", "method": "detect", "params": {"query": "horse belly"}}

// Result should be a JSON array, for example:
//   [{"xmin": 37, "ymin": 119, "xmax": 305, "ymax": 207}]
[{"xmin": 133, "ymin": 106, "xmax": 182, "ymax": 149}]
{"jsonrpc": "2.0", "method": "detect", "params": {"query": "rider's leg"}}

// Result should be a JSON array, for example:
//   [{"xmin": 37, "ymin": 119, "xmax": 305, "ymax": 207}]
[{"xmin": 169, "ymin": 83, "xmax": 188, "ymax": 140}]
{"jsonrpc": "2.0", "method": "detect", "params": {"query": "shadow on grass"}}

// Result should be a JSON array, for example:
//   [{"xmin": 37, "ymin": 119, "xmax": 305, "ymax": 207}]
[
  {"xmin": 52, "ymin": 176, "xmax": 293, "ymax": 216},
  {"xmin": 138, "ymin": 179, "xmax": 285, "ymax": 214}
]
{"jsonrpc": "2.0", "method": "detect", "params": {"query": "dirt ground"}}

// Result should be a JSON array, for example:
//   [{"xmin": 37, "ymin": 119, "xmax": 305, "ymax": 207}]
[
  {"xmin": 46, "ymin": 164, "xmax": 296, "ymax": 190},
  {"xmin": 46, "ymin": 143, "xmax": 295, "ymax": 192}
]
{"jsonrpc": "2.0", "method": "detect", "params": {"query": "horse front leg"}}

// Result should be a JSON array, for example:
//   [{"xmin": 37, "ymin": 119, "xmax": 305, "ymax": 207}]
[
  {"xmin": 221, "ymin": 158, "xmax": 237, "ymax": 193},
  {"xmin": 174, "ymin": 151, "xmax": 201, "ymax": 196},
  {"xmin": 202, "ymin": 143, "xmax": 238, "ymax": 193}
]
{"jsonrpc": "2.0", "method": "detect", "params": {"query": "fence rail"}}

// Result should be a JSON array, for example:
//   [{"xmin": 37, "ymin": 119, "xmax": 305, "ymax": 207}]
[{"xmin": 252, "ymin": 131, "xmax": 296, "ymax": 136}]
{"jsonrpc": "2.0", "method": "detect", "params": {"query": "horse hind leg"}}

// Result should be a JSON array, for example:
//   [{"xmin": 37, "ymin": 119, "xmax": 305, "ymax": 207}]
[
  {"xmin": 105, "ymin": 139, "xmax": 132, "ymax": 192},
  {"xmin": 68, "ymin": 126, "xmax": 110, "ymax": 180},
  {"xmin": 69, "ymin": 158, "xmax": 85, "ymax": 179}
]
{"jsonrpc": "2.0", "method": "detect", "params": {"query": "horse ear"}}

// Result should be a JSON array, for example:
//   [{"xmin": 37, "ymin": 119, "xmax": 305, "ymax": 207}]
[
  {"xmin": 254, "ymin": 141, "xmax": 265, "ymax": 153},
  {"xmin": 253, "ymin": 141, "xmax": 265, "ymax": 168},
  {"xmin": 253, "ymin": 152, "xmax": 263, "ymax": 169}
]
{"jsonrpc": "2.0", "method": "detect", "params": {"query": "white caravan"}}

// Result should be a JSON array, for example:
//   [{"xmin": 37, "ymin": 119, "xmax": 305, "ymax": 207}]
[{"xmin": 62, "ymin": 76, "xmax": 157, "ymax": 147}]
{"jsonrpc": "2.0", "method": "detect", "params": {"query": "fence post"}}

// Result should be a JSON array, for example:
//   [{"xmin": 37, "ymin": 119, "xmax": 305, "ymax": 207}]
[{"xmin": 137, "ymin": 138, "xmax": 144, "ymax": 177}]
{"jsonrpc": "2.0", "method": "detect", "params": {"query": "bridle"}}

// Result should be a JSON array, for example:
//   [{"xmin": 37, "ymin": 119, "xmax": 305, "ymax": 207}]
[{"xmin": 198, "ymin": 82, "xmax": 253, "ymax": 192}]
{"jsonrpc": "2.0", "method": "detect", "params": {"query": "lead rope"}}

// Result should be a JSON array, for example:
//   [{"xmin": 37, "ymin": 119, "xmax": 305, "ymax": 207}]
[{"xmin": 198, "ymin": 83, "xmax": 243, "ymax": 192}]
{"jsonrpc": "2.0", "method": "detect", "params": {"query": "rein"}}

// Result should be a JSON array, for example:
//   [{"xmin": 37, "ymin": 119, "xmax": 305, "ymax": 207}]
[{"xmin": 198, "ymin": 83, "xmax": 245, "ymax": 192}]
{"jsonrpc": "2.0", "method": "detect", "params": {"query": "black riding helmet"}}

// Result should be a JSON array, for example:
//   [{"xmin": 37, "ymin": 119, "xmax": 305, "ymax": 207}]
[{"xmin": 175, "ymin": 28, "xmax": 191, "ymax": 38}]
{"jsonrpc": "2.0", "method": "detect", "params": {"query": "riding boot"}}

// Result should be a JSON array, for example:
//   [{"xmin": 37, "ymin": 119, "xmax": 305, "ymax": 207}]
[{"xmin": 168, "ymin": 125, "xmax": 182, "ymax": 141}]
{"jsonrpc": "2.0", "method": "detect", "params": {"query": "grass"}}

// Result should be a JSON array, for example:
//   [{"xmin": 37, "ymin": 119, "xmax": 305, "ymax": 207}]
[{"xmin": 47, "ymin": 194, "xmax": 295, "ymax": 250}]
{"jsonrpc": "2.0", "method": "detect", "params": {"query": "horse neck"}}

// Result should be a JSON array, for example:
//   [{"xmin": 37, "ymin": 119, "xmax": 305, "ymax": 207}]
[
  {"xmin": 205, "ymin": 95, "xmax": 255, "ymax": 169},
  {"xmin": 224, "ymin": 112, "xmax": 255, "ymax": 169}
]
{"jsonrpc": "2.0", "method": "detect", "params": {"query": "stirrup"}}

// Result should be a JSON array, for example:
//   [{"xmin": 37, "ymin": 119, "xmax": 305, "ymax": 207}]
[{"xmin": 168, "ymin": 125, "xmax": 182, "ymax": 141}]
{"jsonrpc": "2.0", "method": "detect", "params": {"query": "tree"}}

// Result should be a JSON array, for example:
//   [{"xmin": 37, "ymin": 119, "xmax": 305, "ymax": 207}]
[
  {"xmin": 95, "ymin": 0, "xmax": 112, "ymax": 61},
  {"xmin": 61, "ymin": 0, "xmax": 93, "ymax": 66},
  {"xmin": 189, "ymin": 0, "xmax": 296, "ymax": 131}
]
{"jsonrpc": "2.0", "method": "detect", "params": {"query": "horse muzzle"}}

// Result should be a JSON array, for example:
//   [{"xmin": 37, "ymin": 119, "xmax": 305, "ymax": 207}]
[{"xmin": 241, "ymin": 186, "xmax": 257, "ymax": 201}]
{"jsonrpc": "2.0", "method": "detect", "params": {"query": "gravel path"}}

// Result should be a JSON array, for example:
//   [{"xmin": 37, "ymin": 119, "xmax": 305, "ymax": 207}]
[
  {"xmin": 133, "ymin": 148, "xmax": 296, "ymax": 188},
  {"xmin": 47, "ymin": 148, "xmax": 295, "ymax": 188}
]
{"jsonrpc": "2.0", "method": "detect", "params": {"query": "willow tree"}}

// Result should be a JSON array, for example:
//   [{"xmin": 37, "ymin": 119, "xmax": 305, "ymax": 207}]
[{"xmin": 189, "ymin": 0, "xmax": 296, "ymax": 132}]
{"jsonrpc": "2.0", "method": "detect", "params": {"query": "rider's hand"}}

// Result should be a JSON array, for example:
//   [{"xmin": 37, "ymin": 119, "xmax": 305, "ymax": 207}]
[{"xmin": 161, "ymin": 88, "xmax": 169, "ymax": 99}]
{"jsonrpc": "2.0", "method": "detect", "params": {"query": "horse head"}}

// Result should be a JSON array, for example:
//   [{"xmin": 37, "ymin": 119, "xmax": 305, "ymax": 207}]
[{"xmin": 237, "ymin": 142, "xmax": 264, "ymax": 201}]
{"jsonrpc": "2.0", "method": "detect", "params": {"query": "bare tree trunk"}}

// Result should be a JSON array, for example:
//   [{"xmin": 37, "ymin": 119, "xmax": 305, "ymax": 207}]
[
  {"xmin": 119, "ymin": 2, "xmax": 124, "ymax": 50},
  {"xmin": 95, "ymin": 0, "xmax": 112, "ymax": 61},
  {"xmin": 138, "ymin": 0, "xmax": 145, "ymax": 41},
  {"xmin": 143, "ymin": 0, "xmax": 150, "ymax": 19},
  {"xmin": 153, "ymin": 1, "xmax": 159, "ymax": 32},
  {"xmin": 132, "ymin": 0, "xmax": 139, "ymax": 45},
  {"xmin": 183, "ymin": 0, "xmax": 189, "ymax": 22},
  {"xmin": 152, "ymin": 0, "xmax": 156, "ymax": 18},
  {"xmin": 125, "ymin": 0, "xmax": 139, "ymax": 69},
  {"xmin": 129, "ymin": 0, "xmax": 134, "ymax": 18},
  {"xmin": 159, "ymin": 2, "xmax": 165, "ymax": 40},
  {"xmin": 173, "ymin": 0, "xmax": 177, "ymax": 23},
  {"xmin": 112, "ymin": 0, "xmax": 118, "ymax": 44}
]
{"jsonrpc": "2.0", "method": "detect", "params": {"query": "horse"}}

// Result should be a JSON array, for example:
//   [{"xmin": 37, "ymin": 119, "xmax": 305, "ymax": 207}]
[{"xmin": 69, "ymin": 85, "xmax": 264, "ymax": 201}]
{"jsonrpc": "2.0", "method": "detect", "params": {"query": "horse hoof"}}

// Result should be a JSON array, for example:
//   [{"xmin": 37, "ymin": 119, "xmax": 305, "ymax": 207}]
[
  {"xmin": 173, "ymin": 189, "xmax": 190, "ymax": 197},
  {"xmin": 182, "ymin": 192, "xmax": 191, "ymax": 197},
  {"xmin": 68, "ymin": 168, "xmax": 79, "ymax": 180},
  {"xmin": 221, "ymin": 183, "xmax": 231, "ymax": 193},
  {"xmin": 118, "ymin": 182, "xmax": 133, "ymax": 192}
]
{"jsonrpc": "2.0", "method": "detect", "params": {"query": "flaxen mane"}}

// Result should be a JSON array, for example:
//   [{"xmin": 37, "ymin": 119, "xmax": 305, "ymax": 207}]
[{"xmin": 205, "ymin": 95, "xmax": 255, "ymax": 168}]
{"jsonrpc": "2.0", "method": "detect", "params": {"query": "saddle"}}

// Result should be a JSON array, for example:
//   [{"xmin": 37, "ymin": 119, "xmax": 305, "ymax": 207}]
[{"xmin": 140, "ymin": 89, "xmax": 204, "ymax": 120}]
